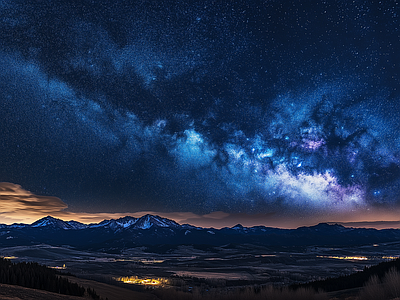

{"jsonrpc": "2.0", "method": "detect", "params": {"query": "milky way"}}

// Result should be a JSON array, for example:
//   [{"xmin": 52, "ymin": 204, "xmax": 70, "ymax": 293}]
[{"xmin": 1, "ymin": 0, "xmax": 400, "ymax": 220}]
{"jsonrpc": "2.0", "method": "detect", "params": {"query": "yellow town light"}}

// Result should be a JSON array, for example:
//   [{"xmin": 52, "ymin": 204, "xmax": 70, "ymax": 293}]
[{"xmin": 114, "ymin": 276, "xmax": 167, "ymax": 286}]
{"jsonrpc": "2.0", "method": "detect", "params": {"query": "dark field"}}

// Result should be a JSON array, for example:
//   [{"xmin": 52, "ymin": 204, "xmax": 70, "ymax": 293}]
[{"xmin": 1, "ymin": 242, "xmax": 399, "ymax": 287}]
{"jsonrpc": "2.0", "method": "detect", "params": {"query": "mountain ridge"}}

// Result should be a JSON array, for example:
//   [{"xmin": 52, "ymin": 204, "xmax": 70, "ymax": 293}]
[
  {"xmin": 2, "ymin": 215, "xmax": 382, "ymax": 231},
  {"xmin": 1, "ymin": 214, "xmax": 400, "ymax": 251},
  {"xmin": 23, "ymin": 214, "xmax": 182, "ymax": 230}
]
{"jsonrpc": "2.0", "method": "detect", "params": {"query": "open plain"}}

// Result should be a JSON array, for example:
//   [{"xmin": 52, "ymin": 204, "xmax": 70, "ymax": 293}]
[{"xmin": 1, "ymin": 241, "xmax": 399, "ymax": 289}]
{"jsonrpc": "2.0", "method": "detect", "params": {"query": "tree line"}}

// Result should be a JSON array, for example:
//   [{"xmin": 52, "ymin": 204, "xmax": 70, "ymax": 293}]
[
  {"xmin": 293, "ymin": 257, "xmax": 400, "ymax": 292},
  {"xmin": 0, "ymin": 257, "xmax": 85, "ymax": 296}
]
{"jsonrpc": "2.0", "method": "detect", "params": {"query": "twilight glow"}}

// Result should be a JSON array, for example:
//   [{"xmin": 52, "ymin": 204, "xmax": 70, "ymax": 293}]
[{"xmin": 1, "ymin": 1, "xmax": 400, "ymax": 228}]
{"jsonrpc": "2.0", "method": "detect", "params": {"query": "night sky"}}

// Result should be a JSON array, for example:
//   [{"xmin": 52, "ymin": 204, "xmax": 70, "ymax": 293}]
[{"xmin": 1, "ymin": 0, "xmax": 400, "ymax": 227}]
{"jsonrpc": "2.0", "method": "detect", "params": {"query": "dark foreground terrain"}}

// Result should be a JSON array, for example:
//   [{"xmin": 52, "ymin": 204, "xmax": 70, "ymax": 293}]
[
  {"xmin": 1, "ymin": 216, "xmax": 400, "ymax": 299},
  {"xmin": 1, "ymin": 241, "xmax": 399, "ymax": 285},
  {"xmin": 0, "ymin": 283, "xmax": 85, "ymax": 300},
  {"xmin": 0, "ymin": 215, "xmax": 399, "ymax": 284}
]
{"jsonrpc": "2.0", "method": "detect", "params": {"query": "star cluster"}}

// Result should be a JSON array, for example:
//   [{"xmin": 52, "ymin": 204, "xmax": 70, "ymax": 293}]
[{"xmin": 0, "ymin": 0, "xmax": 400, "ymax": 221}]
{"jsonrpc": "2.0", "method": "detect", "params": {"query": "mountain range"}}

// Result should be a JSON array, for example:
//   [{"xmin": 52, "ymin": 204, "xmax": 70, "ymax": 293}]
[{"xmin": 1, "ymin": 215, "xmax": 400, "ymax": 252}]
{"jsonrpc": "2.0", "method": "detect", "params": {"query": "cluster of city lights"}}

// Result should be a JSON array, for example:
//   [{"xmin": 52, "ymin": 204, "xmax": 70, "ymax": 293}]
[
  {"xmin": 48, "ymin": 264, "xmax": 66, "ymax": 270},
  {"xmin": 317, "ymin": 256, "xmax": 368, "ymax": 261},
  {"xmin": 114, "ymin": 276, "xmax": 168, "ymax": 286},
  {"xmin": 317, "ymin": 255, "xmax": 398, "ymax": 261},
  {"xmin": 1, "ymin": 256, "xmax": 18, "ymax": 260}
]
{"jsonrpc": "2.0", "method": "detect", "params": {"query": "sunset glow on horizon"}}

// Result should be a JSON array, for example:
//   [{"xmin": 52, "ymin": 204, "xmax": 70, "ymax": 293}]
[{"xmin": 1, "ymin": 182, "xmax": 400, "ymax": 230}]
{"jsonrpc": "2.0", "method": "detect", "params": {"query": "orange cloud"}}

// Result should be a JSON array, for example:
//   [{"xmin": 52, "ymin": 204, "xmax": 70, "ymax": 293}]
[{"xmin": 0, "ymin": 182, "xmax": 68, "ymax": 224}]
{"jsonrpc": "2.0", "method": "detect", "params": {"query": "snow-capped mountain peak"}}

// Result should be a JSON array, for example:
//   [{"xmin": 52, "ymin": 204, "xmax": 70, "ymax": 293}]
[
  {"xmin": 87, "ymin": 215, "xmax": 180, "ymax": 230},
  {"xmin": 66, "ymin": 220, "xmax": 88, "ymax": 230},
  {"xmin": 232, "ymin": 224, "xmax": 245, "ymax": 230},
  {"xmin": 88, "ymin": 216, "xmax": 139, "ymax": 229},
  {"xmin": 132, "ymin": 214, "xmax": 180, "ymax": 229},
  {"xmin": 115, "ymin": 216, "xmax": 139, "ymax": 228},
  {"xmin": 30, "ymin": 216, "xmax": 85, "ymax": 230}
]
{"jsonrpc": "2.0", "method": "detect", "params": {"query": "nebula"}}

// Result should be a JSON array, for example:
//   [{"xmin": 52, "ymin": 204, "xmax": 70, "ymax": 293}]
[{"xmin": 0, "ymin": 1, "xmax": 399, "ymax": 224}]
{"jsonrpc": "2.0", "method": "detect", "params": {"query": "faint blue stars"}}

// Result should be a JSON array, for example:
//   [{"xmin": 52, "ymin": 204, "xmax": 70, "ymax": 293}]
[
  {"xmin": 1, "ymin": 0, "xmax": 400, "ymax": 216},
  {"xmin": 373, "ymin": 190, "xmax": 381, "ymax": 196}
]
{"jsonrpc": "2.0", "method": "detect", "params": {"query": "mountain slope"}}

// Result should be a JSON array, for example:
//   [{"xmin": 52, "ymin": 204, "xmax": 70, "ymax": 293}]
[{"xmin": 31, "ymin": 216, "xmax": 87, "ymax": 230}]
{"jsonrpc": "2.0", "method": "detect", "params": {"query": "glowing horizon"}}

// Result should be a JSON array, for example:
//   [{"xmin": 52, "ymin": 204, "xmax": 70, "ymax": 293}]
[{"xmin": 1, "ymin": 182, "xmax": 399, "ymax": 230}]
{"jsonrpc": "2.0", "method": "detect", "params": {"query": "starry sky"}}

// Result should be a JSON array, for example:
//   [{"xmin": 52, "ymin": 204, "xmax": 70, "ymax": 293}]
[{"xmin": 1, "ymin": 0, "xmax": 400, "ymax": 227}]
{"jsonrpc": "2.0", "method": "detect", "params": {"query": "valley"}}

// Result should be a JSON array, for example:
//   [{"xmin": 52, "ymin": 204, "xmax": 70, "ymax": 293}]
[
  {"xmin": 1, "ymin": 215, "xmax": 400, "ymax": 299},
  {"xmin": 1, "ymin": 242, "xmax": 399, "ymax": 288}
]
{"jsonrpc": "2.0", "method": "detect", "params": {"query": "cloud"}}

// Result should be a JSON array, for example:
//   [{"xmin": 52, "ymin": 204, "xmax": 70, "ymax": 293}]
[{"xmin": 0, "ymin": 182, "xmax": 68, "ymax": 223}]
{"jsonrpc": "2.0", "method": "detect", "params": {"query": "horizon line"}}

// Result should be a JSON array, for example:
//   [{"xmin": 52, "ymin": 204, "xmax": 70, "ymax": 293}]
[{"xmin": 2, "ymin": 213, "xmax": 400, "ymax": 230}]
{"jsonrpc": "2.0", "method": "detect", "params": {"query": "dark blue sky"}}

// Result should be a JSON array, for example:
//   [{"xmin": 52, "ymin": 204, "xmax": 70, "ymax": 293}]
[{"xmin": 1, "ymin": 0, "xmax": 400, "ymax": 223}]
